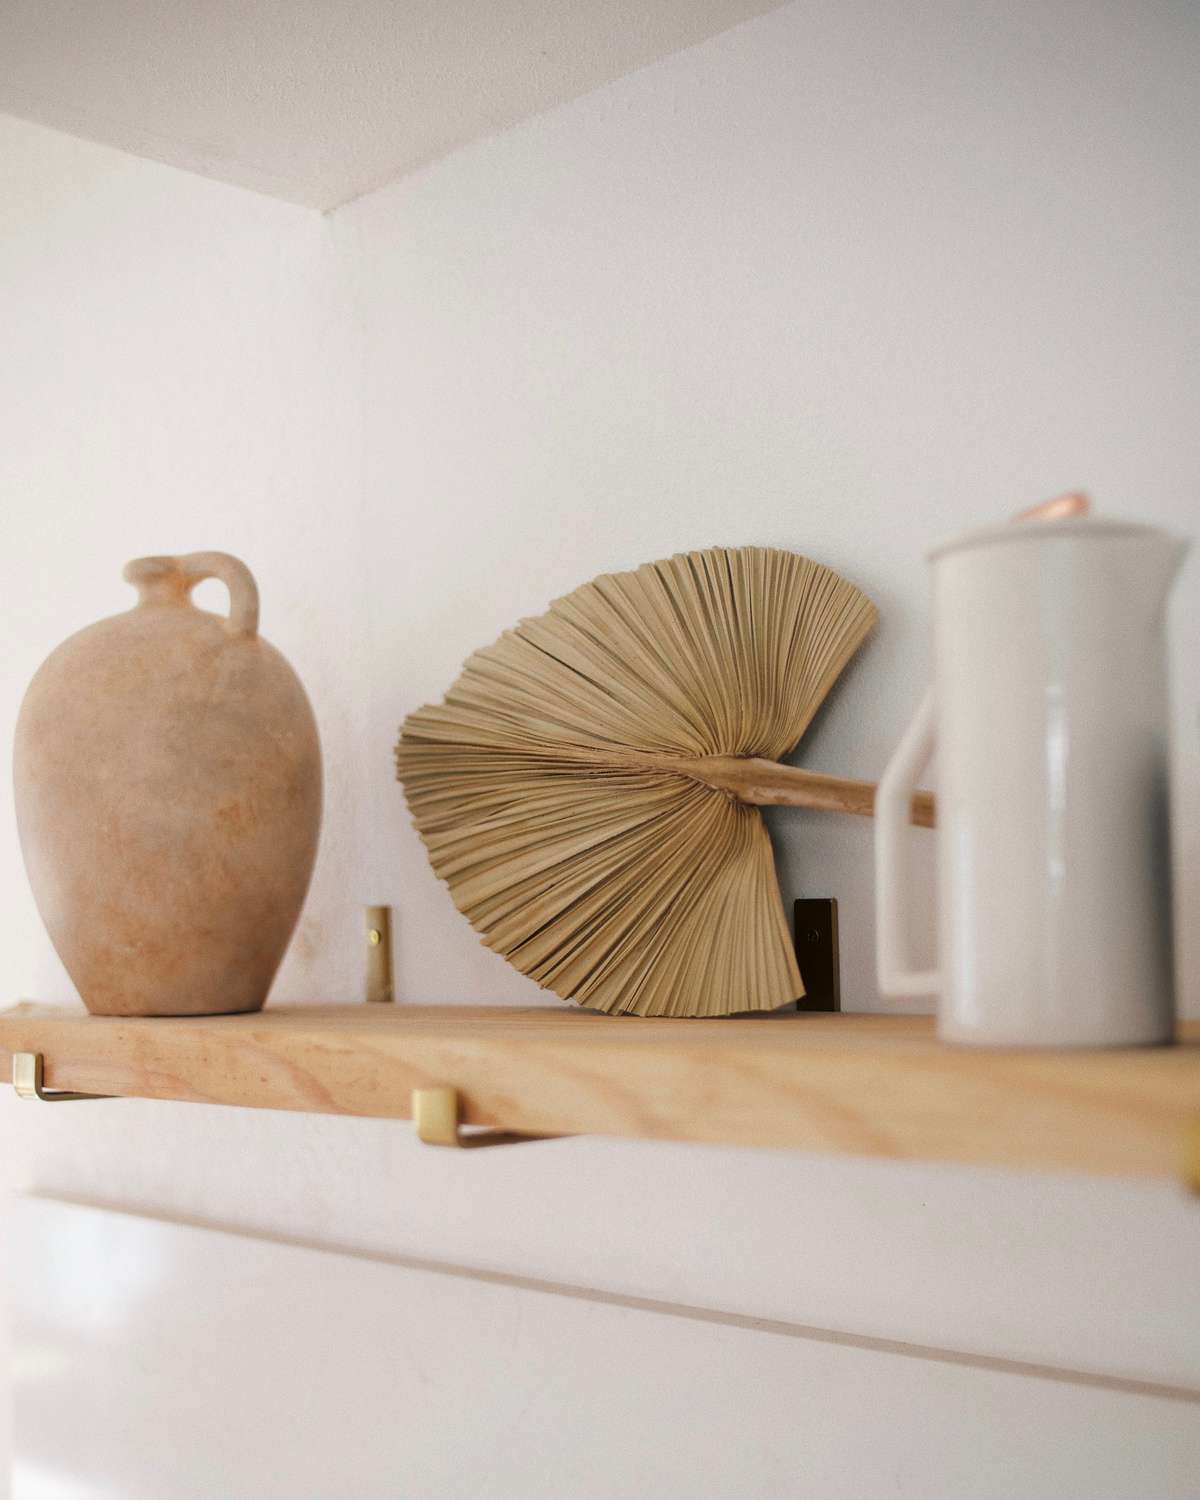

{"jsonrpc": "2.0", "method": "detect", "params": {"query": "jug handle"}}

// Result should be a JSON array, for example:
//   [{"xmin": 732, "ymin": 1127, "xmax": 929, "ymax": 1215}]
[
  {"xmin": 875, "ymin": 689, "xmax": 940, "ymax": 998},
  {"xmin": 177, "ymin": 552, "xmax": 259, "ymax": 636},
  {"xmin": 124, "ymin": 552, "xmax": 259, "ymax": 637}
]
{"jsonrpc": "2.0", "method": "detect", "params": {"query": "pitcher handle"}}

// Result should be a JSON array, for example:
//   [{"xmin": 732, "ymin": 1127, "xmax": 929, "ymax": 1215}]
[
  {"xmin": 124, "ymin": 552, "xmax": 259, "ymax": 637},
  {"xmin": 875, "ymin": 689, "xmax": 940, "ymax": 998}
]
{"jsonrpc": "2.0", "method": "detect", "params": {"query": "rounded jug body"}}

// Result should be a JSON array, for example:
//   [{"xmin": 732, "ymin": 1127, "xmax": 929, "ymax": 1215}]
[{"xmin": 13, "ymin": 553, "xmax": 323, "ymax": 1016}]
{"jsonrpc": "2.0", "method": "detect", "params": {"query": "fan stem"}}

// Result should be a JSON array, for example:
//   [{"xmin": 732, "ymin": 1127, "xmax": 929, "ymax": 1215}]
[
  {"xmin": 562, "ymin": 747, "xmax": 934, "ymax": 827},
  {"xmin": 668, "ymin": 756, "xmax": 934, "ymax": 827}
]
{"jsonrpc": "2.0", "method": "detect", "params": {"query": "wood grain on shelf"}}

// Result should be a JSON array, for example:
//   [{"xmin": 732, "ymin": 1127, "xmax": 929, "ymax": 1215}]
[{"xmin": 2, "ymin": 1003, "xmax": 1198, "ymax": 1180}]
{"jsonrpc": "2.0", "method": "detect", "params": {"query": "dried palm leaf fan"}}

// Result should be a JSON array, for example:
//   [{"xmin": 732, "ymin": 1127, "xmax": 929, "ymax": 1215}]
[{"xmin": 397, "ymin": 547, "xmax": 932, "ymax": 1018}]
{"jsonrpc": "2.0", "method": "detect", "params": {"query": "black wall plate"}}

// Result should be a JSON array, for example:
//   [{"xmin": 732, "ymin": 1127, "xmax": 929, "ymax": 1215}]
[{"xmin": 793, "ymin": 898, "xmax": 840, "ymax": 1012}]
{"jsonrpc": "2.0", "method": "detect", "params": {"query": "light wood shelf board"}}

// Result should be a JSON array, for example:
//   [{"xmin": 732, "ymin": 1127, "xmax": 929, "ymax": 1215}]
[{"xmin": 2, "ymin": 1003, "xmax": 1198, "ymax": 1181}]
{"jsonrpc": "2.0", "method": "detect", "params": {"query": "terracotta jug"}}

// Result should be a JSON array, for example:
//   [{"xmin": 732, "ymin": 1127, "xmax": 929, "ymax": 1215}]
[{"xmin": 13, "ymin": 552, "xmax": 322, "ymax": 1016}]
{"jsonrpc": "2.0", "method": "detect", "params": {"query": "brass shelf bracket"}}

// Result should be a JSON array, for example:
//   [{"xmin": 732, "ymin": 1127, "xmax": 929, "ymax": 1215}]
[
  {"xmin": 365, "ymin": 905, "xmax": 394, "ymax": 1004},
  {"xmin": 1183, "ymin": 1118, "xmax": 1200, "ymax": 1195},
  {"xmin": 13, "ymin": 1052, "xmax": 113, "ymax": 1102},
  {"xmin": 411, "ymin": 1086, "xmax": 557, "ymax": 1149}
]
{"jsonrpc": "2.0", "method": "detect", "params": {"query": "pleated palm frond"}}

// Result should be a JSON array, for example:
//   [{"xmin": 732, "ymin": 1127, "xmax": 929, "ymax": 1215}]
[{"xmin": 396, "ymin": 546, "xmax": 877, "ymax": 1016}]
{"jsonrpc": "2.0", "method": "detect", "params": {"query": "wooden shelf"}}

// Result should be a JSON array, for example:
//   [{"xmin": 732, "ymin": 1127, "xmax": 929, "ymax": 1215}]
[{"xmin": 3, "ymin": 1002, "xmax": 1199, "ymax": 1180}]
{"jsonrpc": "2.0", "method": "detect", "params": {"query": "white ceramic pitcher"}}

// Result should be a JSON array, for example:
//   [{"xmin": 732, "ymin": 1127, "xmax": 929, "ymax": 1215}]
[{"xmin": 875, "ymin": 513, "xmax": 1187, "ymax": 1046}]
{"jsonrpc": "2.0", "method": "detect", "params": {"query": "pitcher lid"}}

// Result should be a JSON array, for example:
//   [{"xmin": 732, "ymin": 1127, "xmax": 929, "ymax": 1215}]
[{"xmin": 928, "ymin": 515, "xmax": 1179, "ymax": 562}]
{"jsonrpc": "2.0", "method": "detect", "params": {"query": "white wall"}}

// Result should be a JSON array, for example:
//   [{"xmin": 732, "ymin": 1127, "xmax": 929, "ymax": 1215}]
[
  {"xmin": 351, "ymin": 0, "xmax": 1200, "ymax": 1015},
  {"xmin": 14, "ymin": 1198, "xmax": 1200, "ymax": 1500},
  {"xmin": 3, "ymin": 0, "xmax": 1200, "ymax": 1493},
  {"xmin": 0, "ymin": 114, "xmax": 367, "ymax": 1011}
]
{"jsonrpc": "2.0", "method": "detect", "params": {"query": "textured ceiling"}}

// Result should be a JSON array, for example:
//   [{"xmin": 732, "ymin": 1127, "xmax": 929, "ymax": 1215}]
[{"xmin": 0, "ymin": 0, "xmax": 785, "ymax": 210}]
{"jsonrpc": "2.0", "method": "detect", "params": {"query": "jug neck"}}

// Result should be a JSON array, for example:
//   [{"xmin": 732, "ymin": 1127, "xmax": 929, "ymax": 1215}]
[{"xmin": 125, "ymin": 557, "xmax": 197, "ymax": 608}]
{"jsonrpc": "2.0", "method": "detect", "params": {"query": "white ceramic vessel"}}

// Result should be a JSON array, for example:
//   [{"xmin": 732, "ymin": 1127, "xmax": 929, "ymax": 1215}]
[{"xmin": 876, "ymin": 516, "xmax": 1187, "ymax": 1046}]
